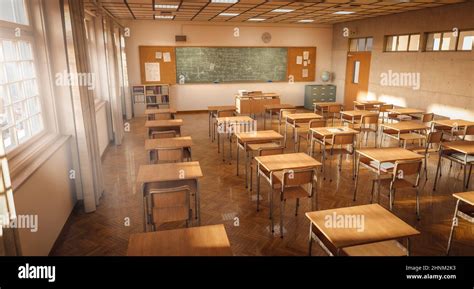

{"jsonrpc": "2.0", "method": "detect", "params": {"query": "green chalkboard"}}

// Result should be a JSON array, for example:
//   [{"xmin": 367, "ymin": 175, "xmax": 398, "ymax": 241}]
[{"xmin": 175, "ymin": 47, "xmax": 288, "ymax": 83}]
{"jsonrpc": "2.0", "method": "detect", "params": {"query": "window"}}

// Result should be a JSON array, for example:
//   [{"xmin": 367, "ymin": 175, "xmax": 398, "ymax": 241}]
[
  {"xmin": 425, "ymin": 30, "xmax": 473, "ymax": 51},
  {"xmin": 0, "ymin": 1, "xmax": 44, "ymax": 152},
  {"xmin": 385, "ymin": 34, "xmax": 420, "ymax": 52},
  {"xmin": 349, "ymin": 37, "xmax": 373, "ymax": 52}
]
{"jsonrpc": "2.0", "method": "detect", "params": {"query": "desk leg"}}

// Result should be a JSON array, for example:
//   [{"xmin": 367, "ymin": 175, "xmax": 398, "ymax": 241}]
[
  {"xmin": 433, "ymin": 149, "xmax": 443, "ymax": 191},
  {"xmin": 308, "ymin": 224, "xmax": 313, "ymax": 256},
  {"xmin": 446, "ymin": 199, "xmax": 460, "ymax": 255},
  {"xmin": 208, "ymin": 112, "xmax": 211, "ymax": 138},
  {"xmin": 141, "ymin": 184, "xmax": 147, "ymax": 232},
  {"xmin": 256, "ymin": 166, "xmax": 261, "ymax": 212},
  {"xmin": 309, "ymin": 134, "xmax": 314, "ymax": 157},
  {"xmin": 236, "ymin": 143, "xmax": 240, "ymax": 176},
  {"xmin": 217, "ymin": 130, "xmax": 220, "ymax": 153},
  {"xmin": 245, "ymin": 150, "xmax": 249, "ymax": 189},
  {"xmin": 195, "ymin": 180, "xmax": 200, "ymax": 225},
  {"xmin": 284, "ymin": 121, "xmax": 288, "ymax": 147},
  {"xmin": 294, "ymin": 125, "xmax": 298, "ymax": 152},
  {"xmin": 353, "ymin": 153, "xmax": 361, "ymax": 201}
]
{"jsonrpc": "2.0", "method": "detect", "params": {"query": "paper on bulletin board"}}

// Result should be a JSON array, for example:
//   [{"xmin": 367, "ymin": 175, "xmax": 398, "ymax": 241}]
[
  {"xmin": 307, "ymin": 59, "xmax": 311, "ymax": 65},
  {"xmin": 145, "ymin": 62, "xmax": 161, "ymax": 82},
  {"xmin": 303, "ymin": 61, "xmax": 308, "ymax": 67},
  {"xmin": 296, "ymin": 56, "xmax": 303, "ymax": 65},
  {"xmin": 303, "ymin": 51, "xmax": 309, "ymax": 60},
  {"xmin": 163, "ymin": 52, "xmax": 171, "ymax": 62},
  {"xmin": 155, "ymin": 52, "xmax": 163, "ymax": 59},
  {"xmin": 302, "ymin": 69, "xmax": 308, "ymax": 78}
]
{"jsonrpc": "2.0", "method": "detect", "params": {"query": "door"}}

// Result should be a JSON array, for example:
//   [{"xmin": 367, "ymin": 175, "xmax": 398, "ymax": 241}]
[{"xmin": 343, "ymin": 52, "xmax": 371, "ymax": 110}]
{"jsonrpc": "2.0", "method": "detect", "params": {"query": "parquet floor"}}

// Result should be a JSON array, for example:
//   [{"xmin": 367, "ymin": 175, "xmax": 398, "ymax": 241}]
[{"xmin": 50, "ymin": 112, "xmax": 474, "ymax": 256}]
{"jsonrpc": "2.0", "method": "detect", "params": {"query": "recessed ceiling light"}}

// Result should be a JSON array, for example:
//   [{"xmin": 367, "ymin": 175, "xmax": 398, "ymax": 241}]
[
  {"xmin": 154, "ymin": 4, "xmax": 179, "ymax": 9},
  {"xmin": 298, "ymin": 19, "xmax": 314, "ymax": 23},
  {"xmin": 154, "ymin": 15, "xmax": 175, "ymax": 19},
  {"xmin": 272, "ymin": 9, "xmax": 294, "ymax": 13},
  {"xmin": 333, "ymin": 11, "xmax": 355, "ymax": 15},
  {"xmin": 219, "ymin": 12, "xmax": 240, "ymax": 16},
  {"xmin": 248, "ymin": 18, "xmax": 265, "ymax": 21},
  {"xmin": 211, "ymin": 0, "xmax": 239, "ymax": 3}
]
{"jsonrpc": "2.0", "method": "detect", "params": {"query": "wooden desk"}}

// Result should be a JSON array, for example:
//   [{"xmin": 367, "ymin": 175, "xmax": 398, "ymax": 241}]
[
  {"xmin": 447, "ymin": 191, "xmax": 474, "ymax": 255},
  {"xmin": 309, "ymin": 126, "xmax": 359, "ymax": 177},
  {"xmin": 354, "ymin": 100, "xmax": 385, "ymax": 111},
  {"xmin": 433, "ymin": 141, "xmax": 474, "ymax": 191},
  {"xmin": 285, "ymin": 113, "xmax": 323, "ymax": 151},
  {"xmin": 313, "ymin": 102, "xmax": 343, "ymax": 117},
  {"xmin": 263, "ymin": 104, "xmax": 295, "ymax": 129},
  {"xmin": 207, "ymin": 105, "xmax": 236, "ymax": 138},
  {"xmin": 354, "ymin": 147, "xmax": 423, "ymax": 201},
  {"xmin": 255, "ymin": 153, "xmax": 321, "ymax": 232},
  {"xmin": 432, "ymin": 119, "xmax": 474, "ymax": 129},
  {"xmin": 341, "ymin": 110, "xmax": 378, "ymax": 125},
  {"xmin": 145, "ymin": 136, "xmax": 193, "ymax": 163},
  {"xmin": 137, "ymin": 161, "xmax": 203, "ymax": 228},
  {"xmin": 235, "ymin": 93, "xmax": 280, "ymax": 115},
  {"xmin": 145, "ymin": 119, "xmax": 183, "ymax": 138},
  {"xmin": 387, "ymin": 108, "xmax": 424, "ymax": 116},
  {"xmin": 235, "ymin": 130, "xmax": 283, "ymax": 188},
  {"xmin": 145, "ymin": 108, "xmax": 177, "ymax": 120},
  {"xmin": 381, "ymin": 121, "xmax": 428, "ymax": 147},
  {"xmin": 306, "ymin": 204, "xmax": 420, "ymax": 256},
  {"xmin": 215, "ymin": 116, "xmax": 255, "ymax": 163},
  {"xmin": 127, "ymin": 224, "xmax": 232, "ymax": 256}
]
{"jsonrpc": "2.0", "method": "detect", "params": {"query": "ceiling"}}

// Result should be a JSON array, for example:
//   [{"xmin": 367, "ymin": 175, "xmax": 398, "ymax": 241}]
[{"xmin": 84, "ymin": 0, "xmax": 466, "ymax": 24}]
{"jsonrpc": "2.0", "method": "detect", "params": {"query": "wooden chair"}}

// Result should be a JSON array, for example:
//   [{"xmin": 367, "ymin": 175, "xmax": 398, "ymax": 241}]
[
  {"xmin": 145, "ymin": 185, "xmax": 192, "ymax": 231},
  {"xmin": 278, "ymin": 108, "xmax": 296, "ymax": 134},
  {"xmin": 151, "ymin": 130, "xmax": 177, "ymax": 139},
  {"xmin": 273, "ymin": 168, "xmax": 317, "ymax": 238},
  {"xmin": 372, "ymin": 159, "xmax": 423, "ymax": 220},
  {"xmin": 213, "ymin": 109, "xmax": 235, "ymax": 142},
  {"xmin": 153, "ymin": 147, "xmax": 184, "ymax": 164},
  {"xmin": 378, "ymin": 104, "xmax": 394, "ymax": 124},
  {"xmin": 354, "ymin": 114, "xmax": 379, "ymax": 147},
  {"xmin": 326, "ymin": 104, "xmax": 343, "ymax": 126},
  {"xmin": 297, "ymin": 119, "xmax": 326, "ymax": 153},
  {"xmin": 409, "ymin": 131, "xmax": 443, "ymax": 180},
  {"xmin": 252, "ymin": 146, "xmax": 285, "ymax": 198},
  {"xmin": 447, "ymin": 198, "xmax": 474, "ymax": 255},
  {"xmin": 453, "ymin": 125, "xmax": 474, "ymax": 141},
  {"xmin": 149, "ymin": 113, "xmax": 173, "ymax": 121},
  {"xmin": 324, "ymin": 133, "xmax": 357, "ymax": 182}
]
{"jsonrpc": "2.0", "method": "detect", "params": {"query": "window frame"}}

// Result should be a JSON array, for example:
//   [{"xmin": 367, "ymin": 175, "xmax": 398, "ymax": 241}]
[
  {"xmin": 348, "ymin": 36, "xmax": 373, "ymax": 52},
  {"xmin": 456, "ymin": 29, "xmax": 474, "ymax": 51},
  {"xmin": 423, "ymin": 29, "xmax": 474, "ymax": 52},
  {"xmin": 383, "ymin": 33, "xmax": 420, "ymax": 53}
]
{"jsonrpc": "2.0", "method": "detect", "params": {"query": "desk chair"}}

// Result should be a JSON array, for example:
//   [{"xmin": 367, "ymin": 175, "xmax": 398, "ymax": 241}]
[
  {"xmin": 153, "ymin": 147, "xmax": 185, "ymax": 164},
  {"xmin": 447, "ymin": 195, "xmax": 474, "ymax": 255},
  {"xmin": 297, "ymin": 119, "xmax": 326, "ymax": 154},
  {"xmin": 453, "ymin": 125, "xmax": 474, "ymax": 141},
  {"xmin": 253, "ymin": 146, "xmax": 285, "ymax": 198},
  {"xmin": 213, "ymin": 109, "xmax": 235, "ymax": 143},
  {"xmin": 149, "ymin": 113, "xmax": 173, "ymax": 121},
  {"xmin": 379, "ymin": 104, "xmax": 394, "ymax": 124},
  {"xmin": 354, "ymin": 114, "xmax": 379, "ymax": 147},
  {"xmin": 144, "ymin": 185, "xmax": 192, "ymax": 232},
  {"xmin": 326, "ymin": 105, "xmax": 343, "ymax": 126},
  {"xmin": 274, "ymin": 168, "xmax": 317, "ymax": 238},
  {"xmin": 409, "ymin": 131, "xmax": 443, "ymax": 180},
  {"xmin": 314, "ymin": 105, "xmax": 328, "ymax": 119},
  {"xmin": 278, "ymin": 108, "xmax": 296, "ymax": 134},
  {"xmin": 151, "ymin": 130, "xmax": 177, "ymax": 139},
  {"xmin": 325, "ymin": 133, "xmax": 357, "ymax": 182},
  {"xmin": 372, "ymin": 159, "xmax": 423, "ymax": 220},
  {"xmin": 435, "ymin": 147, "xmax": 474, "ymax": 191}
]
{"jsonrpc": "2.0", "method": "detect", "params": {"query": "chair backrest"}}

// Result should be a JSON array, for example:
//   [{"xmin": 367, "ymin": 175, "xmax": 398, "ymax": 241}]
[
  {"xmin": 309, "ymin": 119, "xmax": 327, "ymax": 128},
  {"xmin": 152, "ymin": 130, "xmax": 177, "ymax": 139},
  {"xmin": 148, "ymin": 186, "xmax": 190, "ymax": 228},
  {"xmin": 422, "ymin": 113, "xmax": 434, "ymax": 123},
  {"xmin": 155, "ymin": 113, "xmax": 172, "ymax": 120},
  {"xmin": 328, "ymin": 105, "xmax": 342, "ymax": 113},
  {"xmin": 332, "ymin": 133, "xmax": 356, "ymax": 146},
  {"xmin": 361, "ymin": 114, "xmax": 379, "ymax": 125},
  {"xmin": 280, "ymin": 108, "xmax": 296, "ymax": 119},
  {"xmin": 392, "ymin": 159, "xmax": 422, "ymax": 185},
  {"xmin": 156, "ymin": 147, "xmax": 184, "ymax": 163},
  {"xmin": 217, "ymin": 110, "xmax": 235, "ymax": 118},
  {"xmin": 427, "ymin": 130, "xmax": 443, "ymax": 145},
  {"xmin": 354, "ymin": 104, "xmax": 366, "ymax": 110},
  {"xmin": 463, "ymin": 125, "xmax": 474, "ymax": 139},
  {"xmin": 259, "ymin": 146, "xmax": 285, "ymax": 156},
  {"xmin": 281, "ymin": 168, "xmax": 315, "ymax": 188},
  {"xmin": 379, "ymin": 104, "xmax": 394, "ymax": 112}
]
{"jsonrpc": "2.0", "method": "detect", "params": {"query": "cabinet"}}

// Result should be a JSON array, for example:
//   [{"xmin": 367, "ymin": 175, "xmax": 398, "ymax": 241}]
[
  {"xmin": 132, "ymin": 84, "xmax": 171, "ymax": 117},
  {"xmin": 304, "ymin": 85, "xmax": 336, "ymax": 110}
]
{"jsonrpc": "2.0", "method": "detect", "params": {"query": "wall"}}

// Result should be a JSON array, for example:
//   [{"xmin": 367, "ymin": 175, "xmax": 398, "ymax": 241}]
[
  {"xmin": 123, "ymin": 21, "xmax": 333, "ymax": 111},
  {"xmin": 13, "ymin": 139, "xmax": 75, "ymax": 256},
  {"xmin": 332, "ymin": 1, "xmax": 474, "ymax": 120}
]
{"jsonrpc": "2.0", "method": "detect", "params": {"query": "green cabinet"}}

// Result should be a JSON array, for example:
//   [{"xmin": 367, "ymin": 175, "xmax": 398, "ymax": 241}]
[{"xmin": 304, "ymin": 85, "xmax": 336, "ymax": 110}]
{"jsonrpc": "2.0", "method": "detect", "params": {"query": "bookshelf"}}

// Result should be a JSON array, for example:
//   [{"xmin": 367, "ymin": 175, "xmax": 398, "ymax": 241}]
[{"xmin": 132, "ymin": 84, "xmax": 171, "ymax": 117}]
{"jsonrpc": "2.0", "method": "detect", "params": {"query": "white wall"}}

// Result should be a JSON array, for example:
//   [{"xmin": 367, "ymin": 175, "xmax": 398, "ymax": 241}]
[{"xmin": 123, "ymin": 21, "xmax": 333, "ymax": 111}]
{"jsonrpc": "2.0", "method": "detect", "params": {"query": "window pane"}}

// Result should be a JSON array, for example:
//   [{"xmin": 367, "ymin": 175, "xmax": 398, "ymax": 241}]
[
  {"xmin": 2, "ymin": 40, "xmax": 18, "ymax": 61},
  {"xmin": 16, "ymin": 120, "xmax": 30, "ymax": 143},
  {"xmin": 0, "ymin": 0, "xmax": 29, "ymax": 25},
  {"xmin": 23, "ymin": 79, "xmax": 38, "ymax": 98},
  {"xmin": 8, "ymin": 82, "xmax": 24, "ymax": 103},
  {"xmin": 426, "ymin": 33, "xmax": 441, "ymax": 51},
  {"xmin": 26, "ymin": 96, "xmax": 40, "ymax": 115},
  {"xmin": 18, "ymin": 41, "xmax": 33, "ymax": 60},
  {"xmin": 13, "ymin": 101, "xmax": 27, "ymax": 121},
  {"xmin": 5, "ymin": 62, "xmax": 20, "ymax": 82},
  {"xmin": 0, "ymin": 85, "xmax": 10, "ymax": 106},
  {"xmin": 441, "ymin": 32, "xmax": 456, "ymax": 51},
  {"xmin": 349, "ymin": 39, "xmax": 357, "ymax": 52},
  {"xmin": 458, "ymin": 30, "xmax": 474, "ymax": 51},
  {"xmin": 366, "ymin": 37, "xmax": 373, "ymax": 51},
  {"xmin": 0, "ymin": 106, "xmax": 13, "ymax": 127},
  {"xmin": 2, "ymin": 128, "xmax": 16, "ymax": 150},
  {"xmin": 408, "ymin": 34, "xmax": 420, "ymax": 51},
  {"xmin": 20, "ymin": 61, "xmax": 35, "ymax": 79},
  {"xmin": 29, "ymin": 114, "xmax": 42, "ymax": 134},
  {"xmin": 357, "ymin": 38, "xmax": 366, "ymax": 52},
  {"xmin": 397, "ymin": 35, "xmax": 409, "ymax": 51},
  {"xmin": 386, "ymin": 36, "xmax": 397, "ymax": 51},
  {"xmin": 0, "ymin": 64, "xmax": 6, "ymax": 84}
]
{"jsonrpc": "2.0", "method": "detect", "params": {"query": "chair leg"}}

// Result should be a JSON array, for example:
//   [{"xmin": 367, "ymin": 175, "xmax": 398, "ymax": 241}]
[
  {"xmin": 308, "ymin": 225, "xmax": 313, "ymax": 256},
  {"xmin": 389, "ymin": 186, "xmax": 393, "ymax": 211},
  {"xmin": 370, "ymin": 180, "xmax": 376, "ymax": 203},
  {"xmin": 416, "ymin": 188, "xmax": 420, "ymax": 220},
  {"xmin": 295, "ymin": 198, "xmax": 300, "ymax": 216},
  {"xmin": 446, "ymin": 200, "xmax": 460, "ymax": 255},
  {"xmin": 280, "ymin": 198, "xmax": 284, "ymax": 238},
  {"xmin": 424, "ymin": 155, "xmax": 428, "ymax": 181}
]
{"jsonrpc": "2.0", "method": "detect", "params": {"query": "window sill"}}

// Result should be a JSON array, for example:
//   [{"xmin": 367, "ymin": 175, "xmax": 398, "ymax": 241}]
[{"xmin": 9, "ymin": 133, "xmax": 72, "ymax": 191}]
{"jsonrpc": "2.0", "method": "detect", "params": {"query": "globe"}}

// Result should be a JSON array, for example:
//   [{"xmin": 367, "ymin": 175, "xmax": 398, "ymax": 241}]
[{"xmin": 321, "ymin": 71, "xmax": 331, "ymax": 83}]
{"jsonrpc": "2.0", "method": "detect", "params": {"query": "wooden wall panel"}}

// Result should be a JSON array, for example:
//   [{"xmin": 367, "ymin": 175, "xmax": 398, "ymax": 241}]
[{"xmin": 287, "ymin": 47, "xmax": 316, "ymax": 82}]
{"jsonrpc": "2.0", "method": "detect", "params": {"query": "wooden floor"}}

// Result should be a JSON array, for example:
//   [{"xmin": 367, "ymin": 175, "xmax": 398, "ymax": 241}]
[{"xmin": 50, "ymin": 112, "xmax": 474, "ymax": 256}]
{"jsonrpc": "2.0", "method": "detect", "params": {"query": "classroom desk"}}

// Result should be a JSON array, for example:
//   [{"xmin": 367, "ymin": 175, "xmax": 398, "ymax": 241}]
[
  {"xmin": 313, "ymin": 102, "xmax": 343, "ymax": 117},
  {"xmin": 207, "ymin": 105, "xmax": 236, "ymax": 138},
  {"xmin": 144, "ymin": 136, "xmax": 193, "ymax": 163},
  {"xmin": 381, "ymin": 121, "xmax": 428, "ymax": 147},
  {"xmin": 127, "ymin": 224, "xmax": 233, "ymax": 256},
  {"xmin": 341, "ymin": 110, "xmax": 379, "ymax": 125},
  {"xmin": 447, "ymin": 191, "xmax": 474, "ymax": 255},
  {"xmin": 145, "ymin": 119, "xmax": 183, "ymax": 138},
  {"xmin": 353, "ymin": 147, "xmax": 423, "ymax": 201},
  {"xmin": 263, "ymin": 104, "xmax": 295, "ymax": 129},
  {"xmin": 387, "ymin": 108, "xmax": 424, "ymax": 121},
  {"xmin": 254, "ymin": 153, "xmax": 321, "ymax": 231},
  {"xmin": 235, "ymin": 93, "xmax": 280, "ymax": 115},
  {"xmin": 433, "ymin": 141, "xmax": 474, "ymax": 191},
  {"xmin": 235, "ymin": 130, "xmax": 283, "ymax": 188},
  {"xmin": 431, "ymin": 119, "xmax": 474, "ymax": 139},
  {"xmin": 284, "ymin": 113, "xmax": 323, "ymax": 151},
  {"xmin": 353, "ymin": 100, "xmax": 385, "ymax": 111},
  {"xmin": 215, "ymin": 116, "xmax": 254, "ymax": 163},
  {"xmin": 306, "ymin": 204, "xmax": 420, "ymax": 256},
  {"xmin": 144, "ymin": 108, "xmax": 177, "ymax": 120},
  {"xmin": 309, "ymin": 126, "xmax": 359, "ymax": 177},
  {"xmin": 137, "ymin": 161, "xmax": 203, "ymax": 229}
]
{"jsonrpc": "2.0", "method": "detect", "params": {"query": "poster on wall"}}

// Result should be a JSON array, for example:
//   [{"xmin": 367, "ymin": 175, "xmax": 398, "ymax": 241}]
[{"xmin": 145, "ymin": 62, "xmax": 161, "ymax": 82}]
